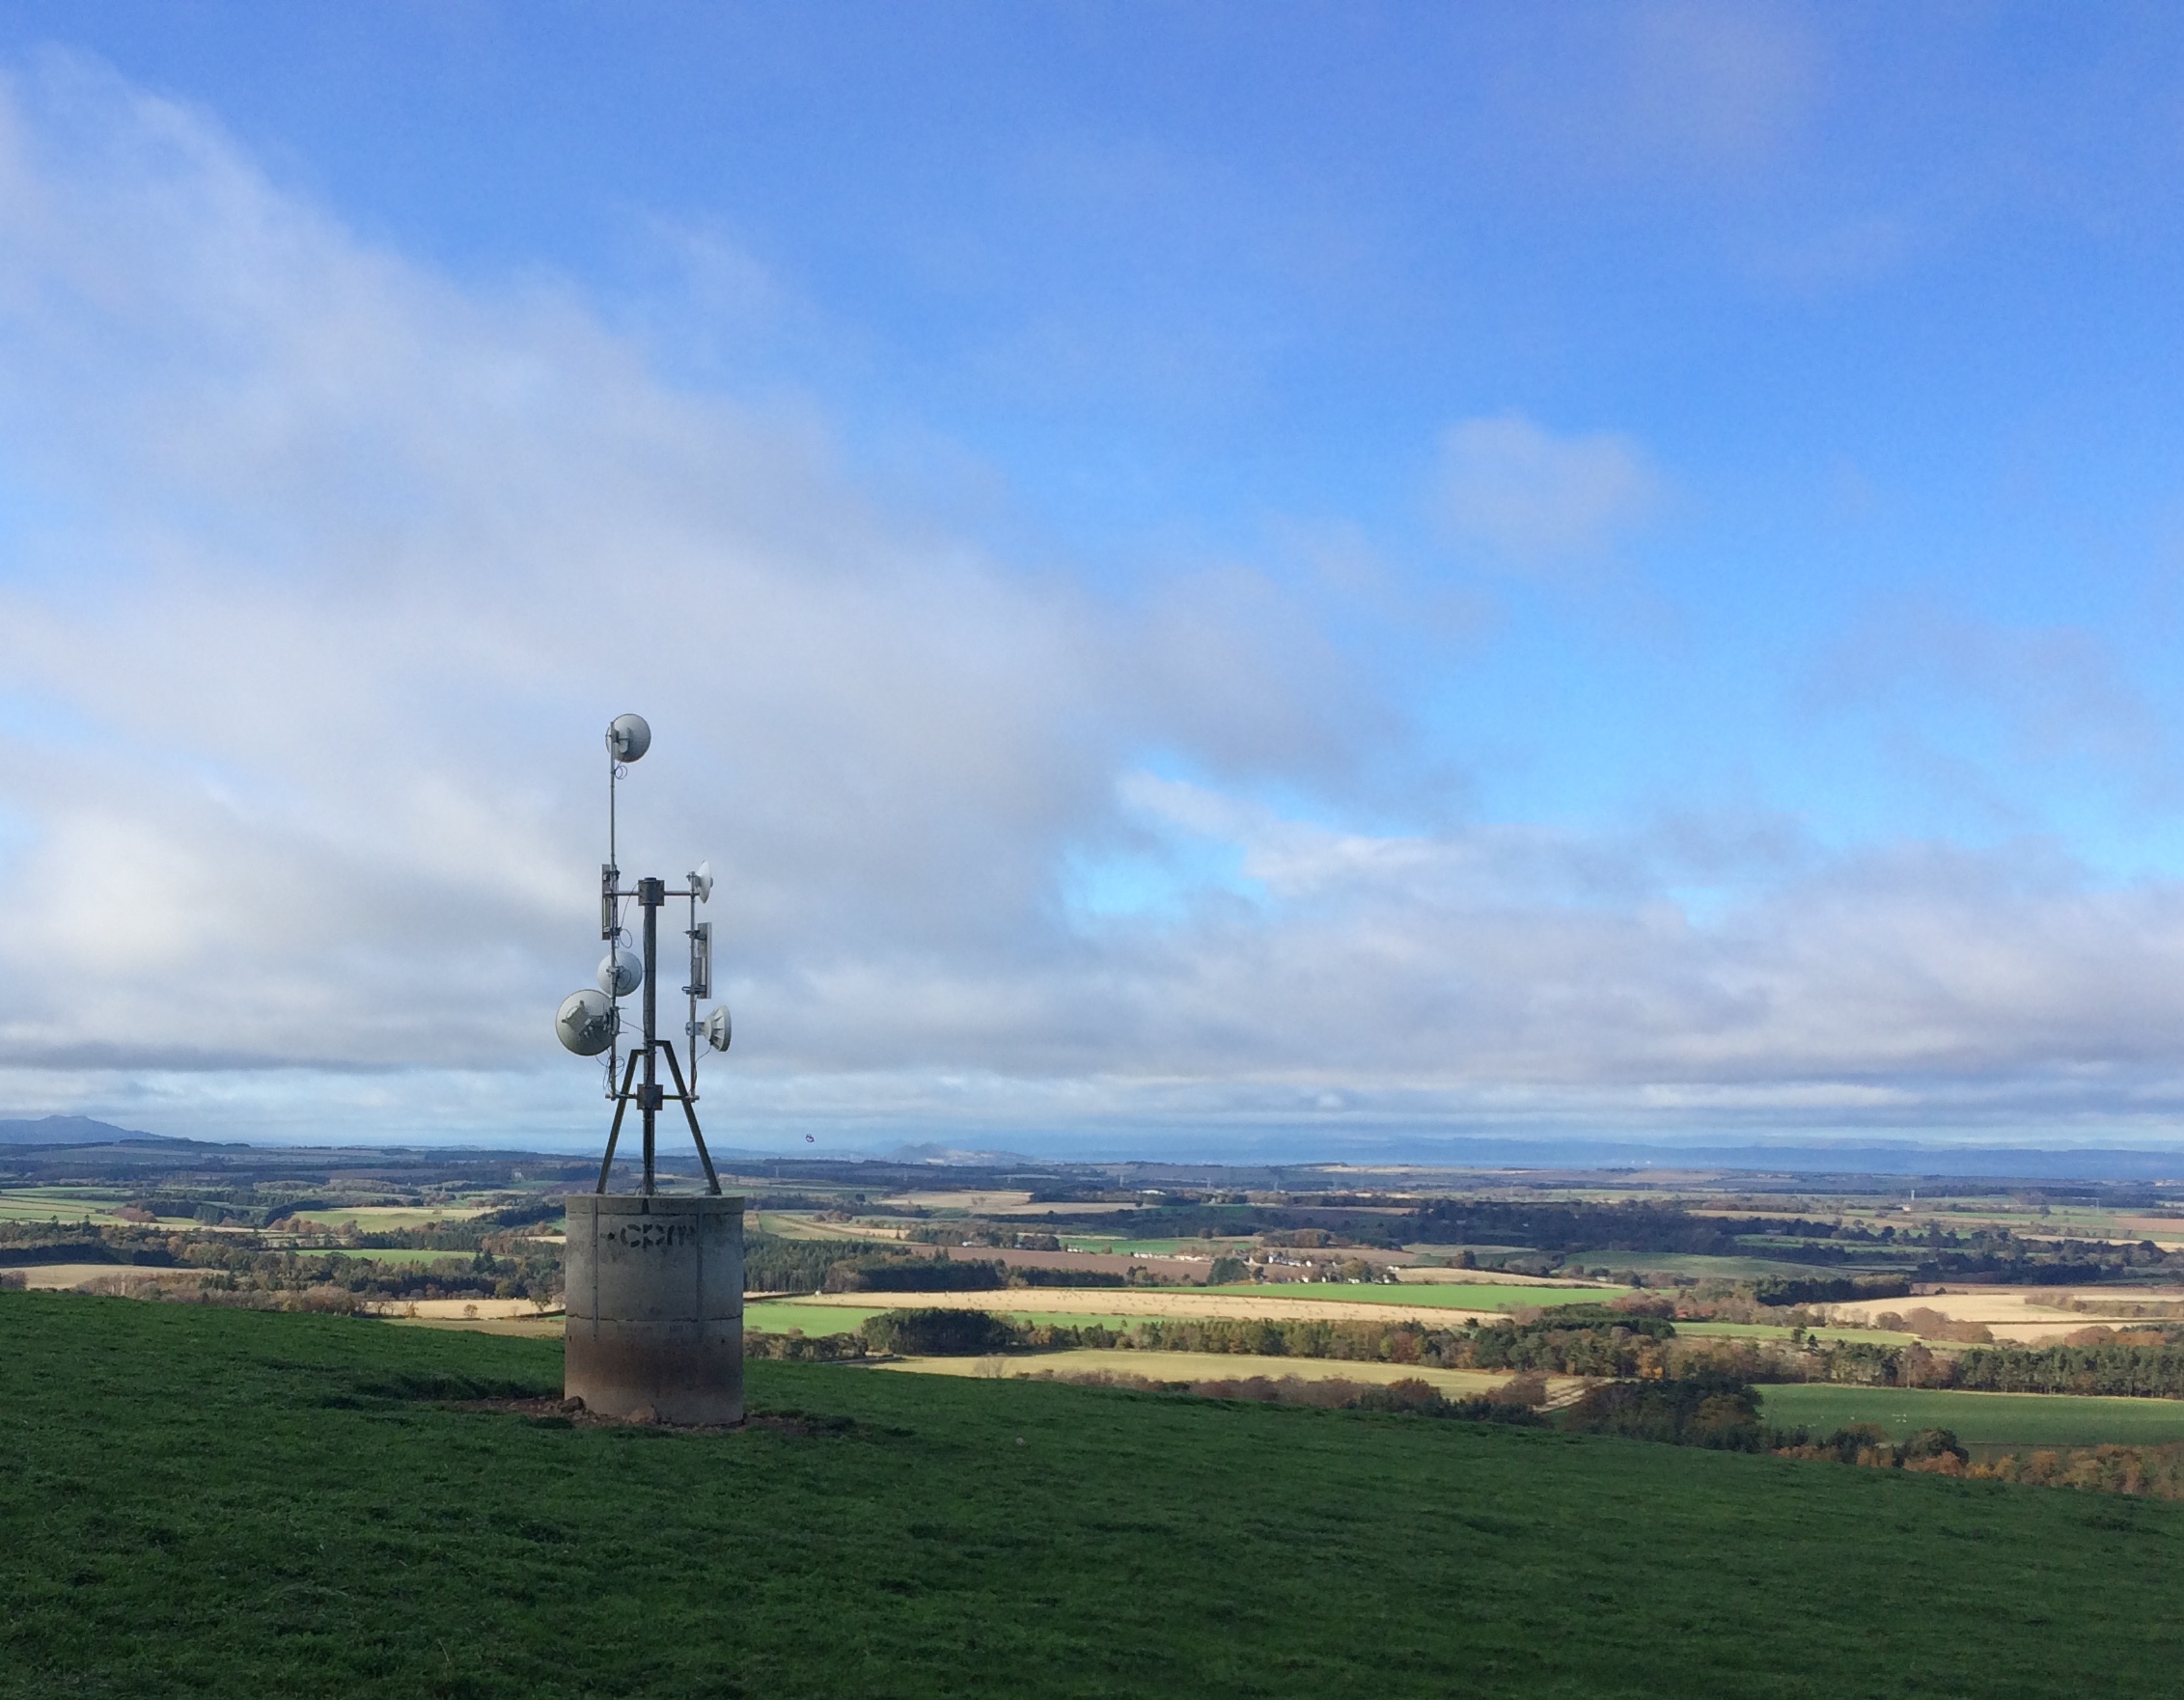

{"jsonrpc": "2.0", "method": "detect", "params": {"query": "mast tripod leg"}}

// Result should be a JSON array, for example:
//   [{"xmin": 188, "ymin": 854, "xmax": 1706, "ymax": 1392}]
[
  {"xmin": 659, "ymin": 1042, "xmax": 722, "ymax": 1195},
  {"xmin": 639, "ymin": 877, "xmax": 663, "ymax": 1196},
  {"xmin": 594, "ymin": 1050, "xmax": 642, "ymax": 1194}
]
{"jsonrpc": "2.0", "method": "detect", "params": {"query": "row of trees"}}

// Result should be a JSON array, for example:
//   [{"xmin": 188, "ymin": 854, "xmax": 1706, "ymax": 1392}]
[
  {"xmin": 903, "ymin": 1225, "xmax": 1065, "ymax": 1251},
  {"xmin": 744, "ymin": 1234, "xmax": 871, "ymax": 1293},
  {"xmin": 884, "ymin": 1303, "xmax": 2184, "ymax": 1401},
  {"xmin": 1951, "ymin": 1341, "xmax": 2184, "ymax": 1398}
]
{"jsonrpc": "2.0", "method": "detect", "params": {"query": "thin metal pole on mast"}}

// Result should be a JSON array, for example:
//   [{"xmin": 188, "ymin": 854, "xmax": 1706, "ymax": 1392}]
[
  {"xmin": 640, "ymin": 876, "xmax": 662, "ymax": 1195},
  {"xmin": 605, "ymin": 738, "xmax": 622, "ymax": 1105}
]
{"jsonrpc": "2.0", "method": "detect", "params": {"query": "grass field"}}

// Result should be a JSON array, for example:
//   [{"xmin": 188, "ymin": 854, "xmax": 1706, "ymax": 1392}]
[
  {"xmin": 1202, "ymin": 1282, "xmax": 1620, "ymax": 1310},
  {"xmin": 743, "ymin": 1300, "xmax": 884, "ymax": 1334},
  {"xmin": 9, "ymin": 1292, "xmax": 2184, "ymax": 1697},
  {"xmin": 0, "ymin": 1189, "xmax": 139, "ymax": 1223},
  {"xmin": 1554, "ymin": 1251, "xmax": 1874, "ymax": 1281},
  {"xmin": 293, "ymin": 1246, "xmax": 483, "ymax": 1267},
  {"xmin": 796, "ymin": 1288, "xmax": 1517, "ymax": 1325},
  {"xmin": 873, "ymin": 1349, "xmax": 1517, "ymax": 1396},
  {"xmin": 387, "ymin": 1315, "xmax": 564, "ymax": 1338},
  {"xmin": 1758, "ymin": 1384, "xmax": 2184, "ymax": 1447},
  {"xmin": 751, "ymin": 1212, "xmax": 899, "ymax": 1241},
  {"xmin": 1678, "ymin": 1322, "xmax": 1916, "ymax": 1346},
  {"xmin": 1055, "ymin": 1237, "xmax": 1239, "ymax": 1255},
  {"xmin": 745, "ymin": 1302, "xmax": 1147, "ymax": 1337},
  {"xmin": 1400, "ymin": 1243, "xmax": 1535, "ymax": 1258},
  {"xmin": 284, "ymin": 1206, "xmax": 489, "ymax": 1230}
]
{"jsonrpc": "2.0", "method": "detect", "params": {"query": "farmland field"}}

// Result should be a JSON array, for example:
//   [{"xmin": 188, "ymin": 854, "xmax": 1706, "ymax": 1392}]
[
  {"xmin": 743, "ymin": 1300, "xmax": 883, "ymax": 1334},
  {"xmin": 1393, "ymin": 1267, "xmax": 1611, "ymax": 1287},
  {"xmin": 746, "ymin": 1301, "xmax": 1147, "ymax": 1337},
  {"xmin": 876, "ymin": 1190, "xmax": 1035, "ymax": 1212},
  {"xmin": 283, "ymin": 1206, "xmax": 490, "ymax": 1230},
  {"xmin": 7, "ymin": 1263, "xmax": 152, "ymax": 1291},
  {"xmin": 1677, "ymin": 1322, "xmax": 1917, "ymax": 1345},
  {"xmin": 1055, "ymin": 1236, "xmax": 1242, "ymax": 1255},
  {"xmin": 7, "ymin": 1291, "xmax": 2184, "ymax": 1698},
  {"xmin": 1400, "ymin": 1243, "xmax": 1535, "ymax": 1258},
  {"xmin": 299, "ymin": 1246, "xmax": 487, "ymax": 1267},
  {"xmin": 1201, "ymin": 1281, "xmax": 1620, "ymax": 1309},
  {"xmin": 873, "ymin": 1348, "xmax": 1520, "ymax": 1395},
  {"xmin": 799, "ymin": 1288, "xmax": 1514, "ymax": 1324},
  {"xmin": 1759, "ymin": 1384, "xmax": 2184, "ymax": 1447},
  {"xmin": 386, "ymin": 1314, "xmax": 563, "ymax": 1338},
  {"xmin": 1554, "ymin": 1251, "xmax": 1877, "ymax": 1281},
  {"xmin": 0, "ymin": 1190, "xmax": 147, "ymax": 1224},
  {"xmin": 751, "ymin": 1212, "xmax": 901, "ymax": 1241}
]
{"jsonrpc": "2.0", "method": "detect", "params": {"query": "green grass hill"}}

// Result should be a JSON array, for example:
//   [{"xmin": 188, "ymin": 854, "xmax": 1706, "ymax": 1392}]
[{"xmin": 5, "ymin": 1292, "xmax": 2183, "ymax": 1697}]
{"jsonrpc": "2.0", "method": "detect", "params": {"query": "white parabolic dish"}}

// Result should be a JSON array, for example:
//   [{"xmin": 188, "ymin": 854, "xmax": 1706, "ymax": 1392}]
[{"xmin": 556, "ymin": 988, "xmax": 619, "ymax": 1056}]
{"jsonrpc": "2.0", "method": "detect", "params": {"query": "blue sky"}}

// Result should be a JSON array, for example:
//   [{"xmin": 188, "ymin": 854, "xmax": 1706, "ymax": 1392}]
[{"xmin": 6, "ymin": 5, "xmax": 2184, "ymax": 1155}]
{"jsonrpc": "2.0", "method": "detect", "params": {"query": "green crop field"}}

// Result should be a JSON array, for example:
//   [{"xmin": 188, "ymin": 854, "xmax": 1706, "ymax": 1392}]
[
  {"xmin": 745, "ymin": 1302, "xmax": 1147, "ymax": 1337},
  {"xmin": 0, "ymin": 1189, "xmax": 131, "ymax": 1223},
  {"xmin": 1678, "ymin": 1322, "xmax": 1916, "ymax": 1346},
  {"xmin": 1556, "ymin": 1251, "xmax": 1870, "ymax": 1281},
  {"xmin": 1203, "ymin": 1282, "xmax": 1619, "ymax": 1310},
  {"xmin": 1401, "ymin": 1244, "xmax": 1536, "ymax": 1257},
  {"xmin": 1056, "ymin": 1237, "xmax": 1242, "ymax": 1255},
  {"xmin": 387, "ymin": 1316, "xmax": 563, "ymax": 1338},
  {"xmin": 882, "ymin": 1348, "xmax": 1513, "ymax": 1395},
  {"xmin": 9, "ymin": 1292, "xmax": 2184, "ymax": 1698},
  {"xmin": 1758, "ymin": 1385, "xmax": 2184, "ymax": 1448},
  {"xmin": 742, "ymin": 1300, "xmax": 884, "ymax": 1334}
]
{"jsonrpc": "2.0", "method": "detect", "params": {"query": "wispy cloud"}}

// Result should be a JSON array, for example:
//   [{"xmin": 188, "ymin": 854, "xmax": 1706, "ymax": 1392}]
[
  {"xmin": 1808, "ymin": 601, "xmax": 2175, "ymax": 802},
  {"xmin": 1429, "ymin": 414, "xmax": 1664, "ymax": 572}
]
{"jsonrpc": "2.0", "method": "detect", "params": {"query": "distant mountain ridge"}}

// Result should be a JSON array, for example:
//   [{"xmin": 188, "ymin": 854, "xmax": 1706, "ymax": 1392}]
[{"xmin": 0, "ymin": 1115, "xmax": 171, "ymax": 1146}]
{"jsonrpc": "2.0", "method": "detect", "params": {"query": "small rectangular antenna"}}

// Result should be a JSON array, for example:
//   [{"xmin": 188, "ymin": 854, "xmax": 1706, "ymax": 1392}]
[
  {"xmin": 688, "ymin": 920, "xmax": 712, "ymax": 999},
  {"xmin": 601, "ymin": 864, "xmax": 619, "ymax": 939}
]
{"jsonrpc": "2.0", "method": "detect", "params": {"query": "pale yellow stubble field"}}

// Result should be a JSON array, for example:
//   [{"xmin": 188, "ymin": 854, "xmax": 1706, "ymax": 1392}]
[
  {"xmin": 868, "ymin": 1349, "xmax": 1542, "ymax": 1397},
  {"xmin": 1825, "ymin": 1287, "xmax": 2184, "ymax": 1342}
]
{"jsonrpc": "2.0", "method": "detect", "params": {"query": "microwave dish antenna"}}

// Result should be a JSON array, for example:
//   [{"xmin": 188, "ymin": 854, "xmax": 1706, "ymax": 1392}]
[
  {"xmin": 596, "ymin": 945, "xmax": 643, "ymax": 998},
  {"xmin": 555, "ymin": 989, "xmax": 618, "ymax": 1056}
]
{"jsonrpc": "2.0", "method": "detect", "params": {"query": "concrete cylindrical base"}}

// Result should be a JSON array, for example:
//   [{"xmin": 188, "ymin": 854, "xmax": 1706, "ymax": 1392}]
[{"xmin": 561, "ymin": 1193, "xmax": 745, "ymax": 1424}]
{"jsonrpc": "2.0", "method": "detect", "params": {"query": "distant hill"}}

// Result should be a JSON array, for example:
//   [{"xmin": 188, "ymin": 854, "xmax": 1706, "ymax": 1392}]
[
  {"xmin": 0, "ymin": 1115, "xmax": 170, "ymax": 1146},
  {"xmin": 886, "ymin": 1141, "xmax": 1040, "ymax": 1166}
]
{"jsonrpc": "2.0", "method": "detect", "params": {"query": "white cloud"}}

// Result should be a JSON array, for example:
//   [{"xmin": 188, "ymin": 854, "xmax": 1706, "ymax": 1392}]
[
  {"xmin": 1429, "ymin": 414, "xmax": 1663, "ymax": 570},
  {"xmin": 0, "ymin": 55, "xmax": 1373, "ymax": 1094},
  {"xmin": 3, "ymin": 54, "xmax": 2184, "ymax": 1151},
  {"xmin": 1471, "ymin": 2, "xmax": 1820, "ymax": 193}
]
